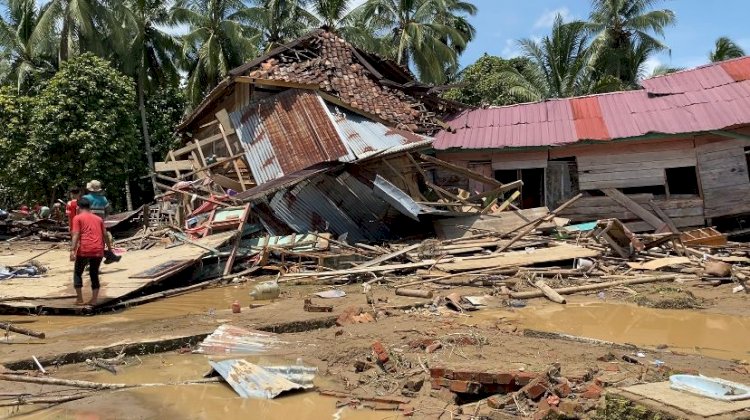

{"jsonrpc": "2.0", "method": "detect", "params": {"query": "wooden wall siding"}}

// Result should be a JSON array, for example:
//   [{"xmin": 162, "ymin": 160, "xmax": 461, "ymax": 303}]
[
  {"xmin": 467, "ymin": 162, "xmax": 492, "ymax": 194},
  {"xmin": 559, "ymin": 194, "xmax": 705, "ymax": 232},
  {"xmin": 573, "ymin": 139, "xmax": 696, "ymax": 191},
  {"xmin": 695, "ymin": 136, "xmax": 750, "ymax": 218},
  {"xmin": 436, "ymin": 150, "xmax": 548, "ymax": 171}
]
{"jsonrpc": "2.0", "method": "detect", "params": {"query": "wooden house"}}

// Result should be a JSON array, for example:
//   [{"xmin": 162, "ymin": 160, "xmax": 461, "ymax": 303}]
[{"xmin": 433, "ymin": 57, "xmax": 750, "ymax": 234}]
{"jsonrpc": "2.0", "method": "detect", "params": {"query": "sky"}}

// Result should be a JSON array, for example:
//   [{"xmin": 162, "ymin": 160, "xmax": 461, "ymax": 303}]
[{"xmin": 458, "ymin": 0, "xmax": 750, "ymax": 74}]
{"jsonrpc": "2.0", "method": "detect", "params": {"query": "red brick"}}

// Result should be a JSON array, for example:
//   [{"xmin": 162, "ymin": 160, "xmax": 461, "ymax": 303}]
[
  {"xmin": 524, "ymin": 380, "xmax": 548, "ymax": 400},
  {"xmin": 430, "ymin": 367, "xmax": 446, "ymax": 379},
  {"xmin": 431, "ymin": 377, "xmax": 448, "ymax": 390},
  {"xmin": 554, "ymin": 381, "xmax": 572, "ymax": 398},
  {"xmin": 515, "ymin": 372, "xmax": 538, "ymax": 386},
  {"xmin": 371, "ymin": 341, "xmax": 389, "ymax": 364},
  {"xmin": 453, "ymin": 371, "xmax": 477, "ymax": 381},
  {"xmin": 448, "ymin": 380, "xmax": 481, "ymax": 394},
  {"xmin": 581, "ymin": 383, "xmax": 604, "ymax": 400},
  {"xmin": 494, "ymin": 372, "xmax": 516, "ymax": 385},
  {"xmin": 477, "ymin": 372, "xmax": 495, "ymax": 384},
  {"xmin": 399, "ymin": 404, "xmax": 415, "ymax": 416},
  {"xmin": 487, "ymin": 395, "xmax": 510, "ymax": 409},
  {"xmin": 603, "ymin": 363, "xmax": 620, "ymax": 372}
]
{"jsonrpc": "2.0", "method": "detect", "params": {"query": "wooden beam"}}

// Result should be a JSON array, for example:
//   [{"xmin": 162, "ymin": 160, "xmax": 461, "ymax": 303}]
[
  {"xmin": 155, "ymin": 160, "xmax": 194, "ymax": 172},
  {"xmin": 601, "ymin": 188, "xmax": 666, "ymax": 230},
  {"xmin": 468, "ymin": 180, "xmax": 524, "ymax": 201},
  {"xmin": 425, "ymin": 182, "xmax": 469, "ymax": 204},
  {"xmin": 496, "ymin": 190, "xmax": 521, "ymax": 213},
  {"xmin": 173, "ymin": 133, "xmax": 224, "ymax": 156},
  {"xmin": 217, "ymin": 121, "xmax": 246, "ymax": 191},
  {"xmin": 213, "ymin": 173, "xmax": 244, "ymax": 192},
  {"xmin": 418, "ymin": 154, "xmax": 503, "ymax": 187},
  {"xmin": 180, "ymin": 153, "xmax": 248, "ymax": 179},
  {"xmin": 649, "ymin": 200, "xmax": 680, "ymax": 233},
  {"xmin": 382, "ymin": 158, "xmax": 426, "ymax": 201}
]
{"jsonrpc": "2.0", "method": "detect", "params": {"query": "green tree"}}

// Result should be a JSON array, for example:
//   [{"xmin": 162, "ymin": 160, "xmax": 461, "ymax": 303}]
[
  {"xmin": 19, "ymin": 54, "xmax": 138, "ymax": 204},
  {"xmin": 709, "ymin": 37, "xmax": 746, "ymax": 62},
  {"xmin": 357, "ymin": 0, "xmax": 477, "ymax": 84},
  {"xmin": 443, "ymin": 54, "xmax": 543, "ymax": 106},
  {"xmin": 0, "ymin": 0, "xmax": 57, "ymax": 92},
  {"xmin": 243, "ymin": 0, "xmax": 317, "ymax": 51},
  {"xmin": 586, "ymin": 0, "xmax": 675, "ymax": 86},
  {"xmin": 32, "ymin": 0, "xmax": 109, "ymax": 62},
  {"xmin": 0, "ymin": 87, "xmax": 33, "ymax": 202},
  {"xmin": 519, "ymin": 15, "xmax": 590, "ymax": 98},
  {"xmin": 171, "ymin": 0, "xmax": 260, "ymax": 105},
  {"xmin": 114, "ymin": 0, "xmax": 181, "ymax": 193}
]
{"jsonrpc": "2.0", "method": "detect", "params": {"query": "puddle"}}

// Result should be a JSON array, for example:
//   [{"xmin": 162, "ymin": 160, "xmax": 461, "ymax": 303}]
[
  {"xmin": 5, "ymin": 354, "xmax": 394, "ymax": 420},
  {"xmin": 511, "ymin": 302, "xmax": 750, "ymax": 361},
  {"xmin": 0, "ymin": 283, "xmax": 257, "ymax": 334}
]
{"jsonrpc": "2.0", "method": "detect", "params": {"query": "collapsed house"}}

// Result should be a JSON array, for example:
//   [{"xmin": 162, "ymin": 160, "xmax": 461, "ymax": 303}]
[
  {"xmin": 434, "ymin": 57, "xmax": 750, "ymax": 235},
  {"xmin": 155, "ymin": 29, "xmax": 525, "ymax": 243}
]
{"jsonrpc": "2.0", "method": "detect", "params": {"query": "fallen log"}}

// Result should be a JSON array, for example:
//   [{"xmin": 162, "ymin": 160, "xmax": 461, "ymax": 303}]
[
  {"xmin": 395, "ymin": 288, "xmax": 433, "ymax": 299},
  {"xmin": 0, "ymin": 323, "xmax": 45, "ymax": 339},
  {"xmin": 511, "ymin": 275, "xmax": 678, "ymax": 299},
  {"xmin": 0, "ymin": 393, "xmax": 93, "ymax": 407},
  {"xmin": 533, "ymin": 280, "xmax": 566, "ymax": 304}
]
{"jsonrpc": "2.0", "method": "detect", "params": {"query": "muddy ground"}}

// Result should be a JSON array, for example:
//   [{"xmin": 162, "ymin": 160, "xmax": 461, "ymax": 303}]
[{"xmin": 1, "ymin": 241, "xmax": 749, "ymax": 419}]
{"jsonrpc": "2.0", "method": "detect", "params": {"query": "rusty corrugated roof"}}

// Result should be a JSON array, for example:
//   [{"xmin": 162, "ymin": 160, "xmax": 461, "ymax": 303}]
[
  {"xmin": 209, "ymin": 359, "xmax": 316, "ymax": 399},
  {"xmin": 195, "ymin": 325, "xmax": 282, "ymax": 355},
  {"xmin": 435, "ymin": 56, "xmax": 750, "ymax": 150}
]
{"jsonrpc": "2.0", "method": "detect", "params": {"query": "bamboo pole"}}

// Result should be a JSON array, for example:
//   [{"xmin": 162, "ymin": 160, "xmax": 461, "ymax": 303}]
[{"xmin": 0, "ymin": 323, "xmax": 45, "ymax": 339}]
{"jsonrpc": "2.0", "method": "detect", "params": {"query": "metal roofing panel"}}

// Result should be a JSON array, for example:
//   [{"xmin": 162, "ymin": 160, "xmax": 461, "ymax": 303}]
[
  {"xmin": 230, "ymin": 90, "xmax": 348, "ymax": 184},
  {"xmin": 435, "ymin": 59, "xmax": 750, "ymax": 151},
  {"xmin": 209, "ymin": 359, "xmax": 314, "ymax": 399},
  {"xmin": 195, "ymin": 325, "xmax": 282, "ymax": 355}
]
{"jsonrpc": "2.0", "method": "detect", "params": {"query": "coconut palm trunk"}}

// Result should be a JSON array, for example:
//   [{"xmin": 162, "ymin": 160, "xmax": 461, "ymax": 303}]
[{"xmin": 137, "ymin": 69, "xmax": 157, "ymax": 195}]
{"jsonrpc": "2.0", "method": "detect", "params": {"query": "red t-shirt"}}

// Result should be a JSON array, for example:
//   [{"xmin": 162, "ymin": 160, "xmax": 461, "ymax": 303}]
[
  {"xmin": 66, "ymin": 199, "xmax": 78, "ymax": 231},
  {"xmin": 72, "ymin": 212, "xmax": 105, "ymax": 257}
]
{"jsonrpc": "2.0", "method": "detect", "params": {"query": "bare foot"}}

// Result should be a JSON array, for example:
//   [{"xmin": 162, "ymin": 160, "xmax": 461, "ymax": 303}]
[
  {"xmin": 74, "ymin": 300, "xmax": 86, "ymax": 306},
  {"xmin": 87, "ymin": 300, "xmax": 97, "ymax": 306}
]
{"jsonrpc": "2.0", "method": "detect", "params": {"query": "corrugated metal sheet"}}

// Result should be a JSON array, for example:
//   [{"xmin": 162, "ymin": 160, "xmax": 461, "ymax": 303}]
[
  {"xmin": 243, "ymin": 233, "xmax": 327, "ymax": 252},
  {"xmin": 326, "ymin": 103, "xmax": 430, "ymax": 160},
  {"xmin": 435, "ymin": 57, "xmax": 750, "ymax": 150},
  {"xmin": 195, "ymin": 325, "xmax": 282, "ymax": 355},
  {"xmin": 233, "ymin": 162, "xmax": 339, "ymax": 202},
  {"xmin": 230, "ymin": 90, "xmax": 348, "ymax": 184},
  {"xmin": 209, "ymin": 359, "xmax": 315, "ymax": 399}
]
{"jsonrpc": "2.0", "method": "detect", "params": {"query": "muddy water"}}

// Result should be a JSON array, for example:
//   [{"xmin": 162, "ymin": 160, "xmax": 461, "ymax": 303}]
[
  {"xmin": 0, "ymin": 283, "xmax": 259, "ymax": 334},
  {"xmin": 511, "ymin": 303, "xmax": 750, "ymax": 361},
  {"xmin": 11, "ymin": 354, "xmax": 394, "ymax": 420}
]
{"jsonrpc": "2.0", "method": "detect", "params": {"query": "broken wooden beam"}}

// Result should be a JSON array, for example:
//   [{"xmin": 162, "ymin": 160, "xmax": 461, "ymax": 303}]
[
  {"xmin": 533, "ymin": 280, "xmax": 566, "ymax": 304},
  {"xmin": 601, "ymin": 188, "xmax": 665, "ymax": 230},
  {"xmin": 497, "ymin": 194, "xmax": 583, "ymax": 252},
  {"xmin": 0, "ymin": 322, "xmax": 45, "ymax": 339},
  {"xmin": 510, "ymin": 275, "xmax": 678, "ymax": 299}
]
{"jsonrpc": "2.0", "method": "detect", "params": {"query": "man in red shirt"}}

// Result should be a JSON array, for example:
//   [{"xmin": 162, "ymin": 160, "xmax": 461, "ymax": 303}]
[
  {"xmin": 70, "ymin": 197, "xmax": 111, "ymax": 306},
  {"xmin": 66, "ymin": 188, "xmax": 80, "ymax": 232}
]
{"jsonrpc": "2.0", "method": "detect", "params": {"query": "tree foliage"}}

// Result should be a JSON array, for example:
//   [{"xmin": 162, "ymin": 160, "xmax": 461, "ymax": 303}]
[
  {"xmin": 16, "ymin": 54, "xmax": 138, "ymax": 203},
  {"xmin": 443, "ymin": 54, "xmax": 543, "ymax": 106},
  {"xmin": 710, "ymin": 37, "xmax": 746, "ymax": 62},
  {"xmin": 0, "ymin": 87, "xmax": 33, "ymax": 201}
]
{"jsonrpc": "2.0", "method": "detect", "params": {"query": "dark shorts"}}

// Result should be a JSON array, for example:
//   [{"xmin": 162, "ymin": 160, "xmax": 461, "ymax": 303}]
[{"xmin": 74, "ymin": 256, "xmax": 102, "ymax": 289}]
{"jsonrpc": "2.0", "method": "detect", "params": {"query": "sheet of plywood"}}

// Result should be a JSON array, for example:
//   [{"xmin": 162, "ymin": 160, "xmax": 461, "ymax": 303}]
[
  {"xmin": 627, "ymin": 257, "xmax": 691, "ymax": 270},
  {"xmin": 621, "ymin": 382, "xmax": 750, "ymax": 418},
  {"xmin": 0, "ymin": 232, "xmax": 235, "ymax": 310},
  {"xmin": 435, "ymin": 244, "xmax": 599, "ymax": 272},
  {"xmin": 432, "ymin": 207, "xmax": 552, "ymax": 240}
]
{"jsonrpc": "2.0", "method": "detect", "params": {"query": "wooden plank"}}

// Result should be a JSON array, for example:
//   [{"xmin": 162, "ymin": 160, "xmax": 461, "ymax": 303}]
[
  {"xmin": 155, "ymin": 160, "xmax": 194, "ymax": 172},
  {"xmin": 579, "ymin": 175, "xmax": 665, "ymax": 191},
  {"xmin": 468, "ymin": 180, "xmax": 524, "ymax": 201},
  {"xmin": 419, "ymin": 154, "xmax": 503, "ymax": 187},
  {"xmin": 433, "ymin": 207, "xmax": 552, "ymax": 240},
  {"xmin": 217, "ymin": 122, "xmax": 246, "ymax": 191},
  {"xmin": 649, "ymin": 201, "xmax": 679, "ymax": 233},
  {"xmin": 356, "ymin": 243, "xmax": 423, "ymax": 269},
  {"xmin": 579, "ymin": 168, "xmax": 664, "ymax": 184},
  {"xmin": 601, "ymin": 188, "xmax": 665, "ymax": 230},
  {"xmin": 495, "ymin": 190, "xmax": 521, "ymax": 212},
  {"xmin": 212, "ymin": 174, "xmax": 244, "ymax": 192},
  {"xmin": 435, "ymin": 244, "xmax": 599, "ymax": 273},
  {"xmin": 578, "ymin": 150, "xmax": 696, "ymax": 169},
  {"xmin": 626, "ymin": 216, "xmax": 705, "ymax": 232},
  {"xmin": 627, "ymin": 257, "xmax": 691, "ymax": 270},
  {"xmin": 173, "ymin": 133, "xmax": 225, "ymax": 157}
]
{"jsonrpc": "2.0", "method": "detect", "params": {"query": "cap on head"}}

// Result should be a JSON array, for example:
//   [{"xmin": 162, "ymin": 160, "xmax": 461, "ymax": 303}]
[{"xmin": 86, "ymin": 180, "xmax": 102, "ymax": 192}]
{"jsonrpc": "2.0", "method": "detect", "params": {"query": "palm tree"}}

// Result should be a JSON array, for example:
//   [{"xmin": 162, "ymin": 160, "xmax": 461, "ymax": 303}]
[
  {"xmin": 709, "ymin": 37, "xmax": 746, "ymax": 62},
  {"xmin": 586, "ymin": 0, "xmax": 675, "ymax": 86},
  {"xmin": 357, "ymin": 0, "xmax": 477, "ymax": 84},
  {"xmin": 31, "ymin": 0, "xmax": 108, "ymax": 62},
  {"xmin": 0, "ymin": 0, "xmax": 58, "ymax": 92},
  {"xmin": 243, "ymin": 0, "xmax": 317, "ymax": 51},
  {"xmin": 171, "ymin": 0, "xmax": 261, "ymax": 105},
  {"xmin": 647, "ymin": 63, "xmax": 683, "ymax": 78},
  {"xmin": 310, "ymin": 0, "xmax": 350, "ymax": 29},
  {"xmin": 519, "ymin": 15, "xmax": 590, "ymax": 98},
  {"xmin": 113, "ymin": 0, "xmax": 181, "ymax": 194}
]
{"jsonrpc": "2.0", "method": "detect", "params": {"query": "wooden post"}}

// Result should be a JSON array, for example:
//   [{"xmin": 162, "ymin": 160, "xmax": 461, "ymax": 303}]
[
  {"xmin": 497, "ymin": 193, "xmax": 583, "ymax": 252},
  {"xmin": 533, "ymin": 280, "xmax": 566, "ymax": 304}
]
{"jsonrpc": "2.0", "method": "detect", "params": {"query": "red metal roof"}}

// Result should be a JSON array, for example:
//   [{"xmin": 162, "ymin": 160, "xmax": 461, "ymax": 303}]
[{"xmin": 435, "ymin": 56, "xmax": 750, "ymax": 150}]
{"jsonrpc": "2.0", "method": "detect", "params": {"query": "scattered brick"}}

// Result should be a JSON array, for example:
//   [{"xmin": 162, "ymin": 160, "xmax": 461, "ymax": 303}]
[
  {"xmin": 448, "ymin": 380, "xmax": 481, "ymax": 394},
  {"xmin": 581, "ymin": 383, "xmax": 604, "ymax": 400},
  {"xmin": 487, "ymin": 395, "xmax": 510, "ymax": 409},
  {"xmin": 515, "ymin": 371, "xmax": 538, "ymax": 386},
  {"xmin": 429, "ymin": 367, "xmax": 446, "ymax": 379},
  {"xmin": 372, "ymin": 341, "xmax": 389, "ymax": 364},
  {"xmin": 554, "ymin": 381, "xmax": 572, "ymax": 398},
  {"xmin": 425, "ymin": 342, "xmax": 442, "ymax": 353},
  {"xmin": 431, "ymin": 377, "xmax": 448, "ymax": 390},
  {"xmin": 524, "ymin": 380, "xmax": 549, "ymax": 400},
  {"xmin": 453, "ymin": 371, "xmax": 477, "ymax": 381},
  {"xmin": 495, "ymin": 372, "xmax": 516, "ymax": 385}
]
